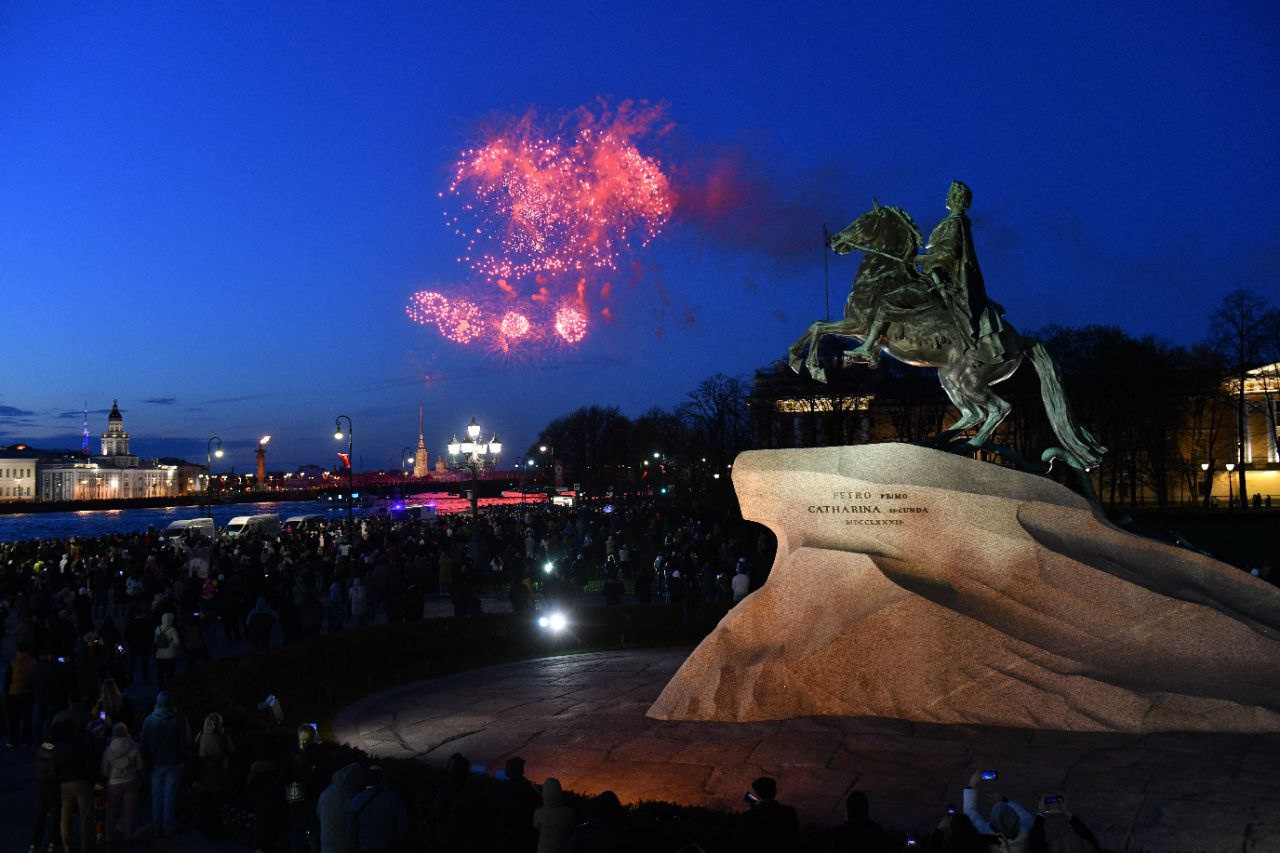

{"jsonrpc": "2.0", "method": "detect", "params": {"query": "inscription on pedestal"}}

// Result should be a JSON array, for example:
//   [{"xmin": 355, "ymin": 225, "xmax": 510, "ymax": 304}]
[{"xmin": 806, "ymin": 490, "xmax": 931, "ymax": 525}]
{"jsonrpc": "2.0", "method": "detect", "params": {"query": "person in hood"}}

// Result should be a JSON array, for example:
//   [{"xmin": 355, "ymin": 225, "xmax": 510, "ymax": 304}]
[
  {"xmin": 194, "ymin": 712, "xmax": 234, "ymax": 832},
  {"xmin": 317, "ymin": 763, "xmax": 365, "ymax": 853},
  {"xmin": 153, "ymin": 612, "xmax": 181, "ymax": 689},
  {"xmin": 139, "ymin": 691, "xmax": 191, "ymax": 837},
  {"xmin": 101, "ymin": 721, "xmax": 144, "ymax": 845},
  {"xmin": 246, "ymin": 597, "xmax": 278, "ymax": 651},
  {"xmin": 533, "ymin": 777, "xmax": 576, "ymax": 853}
]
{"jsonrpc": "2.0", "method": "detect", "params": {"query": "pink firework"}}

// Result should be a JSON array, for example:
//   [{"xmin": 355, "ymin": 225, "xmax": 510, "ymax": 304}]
[
  {"xmin": 446, "ymin": 101, "xmax": 674, "ymax": 282},
  {"xmin": 438, "ymin": 299, "xmax": 487, "ymax": 344},
  {"xmin": 405, "ymin": 290, "xmax": 450, "ymax": 326},
  {"xmin": 553, "ymin": 303, "xmax": 588, "ymax": 344},
  {"xmin": 499, "ymin": 311, "xmax": 532, "ymax": 340}
]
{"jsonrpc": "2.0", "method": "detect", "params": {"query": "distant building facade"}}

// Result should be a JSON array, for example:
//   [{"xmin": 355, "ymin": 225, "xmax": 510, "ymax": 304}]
[
  {"xmin": 37, "ymin": 401, "xmax": 194, "ymax": 502},
  {"xmin": 0, "ymin": 446, "xmax": 41, "ymax": 502}
]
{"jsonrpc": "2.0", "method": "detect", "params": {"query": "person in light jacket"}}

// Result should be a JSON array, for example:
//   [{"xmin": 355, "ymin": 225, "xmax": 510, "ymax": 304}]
[
  {"xmin": 317, "ymin": 762, "xmax": 365, "ymax": 853},
  {"xmin": 533, "ymin": 777, "xmax": 576, "ymax": 853},
  {"xmin": 101, "ymin": 722, "xmax": 143, "ymax": 845},
  {"xmin": 153, "ymin": 613, "xmax": 181, "ymax": 689},
  {"xmin": 963, "ymin": 769, "xmax": 1034, "ymax": 853}
]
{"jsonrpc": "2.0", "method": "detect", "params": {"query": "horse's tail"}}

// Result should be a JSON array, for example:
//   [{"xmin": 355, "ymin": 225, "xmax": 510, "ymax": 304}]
[{"xmin": 1025, "ymin": 340, "xmax": 1107, "ymax": 470}]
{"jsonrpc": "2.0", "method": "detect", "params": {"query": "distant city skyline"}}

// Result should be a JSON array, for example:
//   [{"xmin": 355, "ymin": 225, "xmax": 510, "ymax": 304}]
[{"xmin": 2, "ymin": 3, "xmax": 1277, "ymax": 470}]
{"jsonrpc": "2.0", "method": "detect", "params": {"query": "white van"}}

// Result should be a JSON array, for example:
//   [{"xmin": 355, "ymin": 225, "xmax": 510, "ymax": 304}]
[
  {"xmin": 283, "ymin": 514, "xmax": 324, "ymax": 531},
  {"xmin": 164, "ymin": 518, "xmax": 215, "ymax": 541},
  {"xmin": 223, "ymin": 514, "xmax": 282, "ymax": 539}
]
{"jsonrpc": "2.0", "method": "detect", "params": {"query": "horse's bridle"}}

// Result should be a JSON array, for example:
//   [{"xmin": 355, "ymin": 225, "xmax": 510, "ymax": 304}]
[
  {"xmin": 850, "ymin": 241, "xmax": 917, "ymax": 269},
  {"xmin": 847, "ymin": 207, "xmax": 920, "ymax": 271}
]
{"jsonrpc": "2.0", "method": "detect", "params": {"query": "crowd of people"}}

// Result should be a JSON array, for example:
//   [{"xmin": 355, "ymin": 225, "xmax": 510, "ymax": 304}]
[{"xmin": 0, "ymin": 500, "xmax": 1103, "ymax": 851}]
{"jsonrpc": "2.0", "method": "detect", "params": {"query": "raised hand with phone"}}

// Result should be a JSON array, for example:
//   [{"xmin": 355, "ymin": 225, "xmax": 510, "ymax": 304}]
[{"xmin": 963, "ymin": 767, "xmax": 1032, "ymax": 845}]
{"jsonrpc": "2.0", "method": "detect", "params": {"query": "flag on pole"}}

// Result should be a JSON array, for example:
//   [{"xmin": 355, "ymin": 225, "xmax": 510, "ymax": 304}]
[{"xmin": 337, "ymin": 452, "xmax": 351, "ymax": 469}]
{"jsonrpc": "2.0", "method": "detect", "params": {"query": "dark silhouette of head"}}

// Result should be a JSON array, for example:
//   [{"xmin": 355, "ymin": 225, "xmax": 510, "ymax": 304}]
[
  {"xmin": 846, "ymin": 790, "xmax": 870, "ymax": 820},
  {"xmin": 750, "ymin": 777, "xmax": 777, "ymax": 801}
]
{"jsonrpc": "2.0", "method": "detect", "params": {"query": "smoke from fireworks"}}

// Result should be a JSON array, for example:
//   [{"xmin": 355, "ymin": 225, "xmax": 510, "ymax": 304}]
[{"xmin": 411, "ymin": 101, "xmax": 674, "ymax": 354}]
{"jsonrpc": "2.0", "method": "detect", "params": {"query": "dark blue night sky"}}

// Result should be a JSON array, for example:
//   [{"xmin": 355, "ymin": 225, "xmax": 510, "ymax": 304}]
[{"xmin": 2, "ymin": 2, "xmax": 1277, "ymax": 470}]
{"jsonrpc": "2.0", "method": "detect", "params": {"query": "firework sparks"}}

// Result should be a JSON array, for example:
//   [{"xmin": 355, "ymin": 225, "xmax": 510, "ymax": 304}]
[
  {"xmin": 405, "ymin": 290, "xmax": 450, "ymax": 326},
  {"xmin": 446, "ymin": 101, "xmax": 673, "ymax": 282},
  {"xmin": 410, "ymin": 101, "xmax": 674, "ymax": 355},
  {"xmin": 553, "ymin": 303, "xmax": 588, "ymax": 344},
  {"xmin": 499, "ymin": 311, "xmax": 532, "ymax": 340}
]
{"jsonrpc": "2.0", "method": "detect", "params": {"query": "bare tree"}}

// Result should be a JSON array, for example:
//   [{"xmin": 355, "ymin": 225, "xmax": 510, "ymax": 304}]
[
  {"xmin": 1210, "ymin": 289, "xmax": 1273, "ymax": 510},
  {"xmin": 678, "ymin": 373, "xmax": 751, "ymax": 468},
  {"xmin": 531, "ymin": 405, "xmax": 631, "ymax": 496}
]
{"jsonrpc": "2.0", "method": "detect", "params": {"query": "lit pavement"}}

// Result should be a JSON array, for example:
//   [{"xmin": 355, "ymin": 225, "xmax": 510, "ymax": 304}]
[{"xmin": 333, "ymin": 648, "xmax": 1280, "ymax": 850}]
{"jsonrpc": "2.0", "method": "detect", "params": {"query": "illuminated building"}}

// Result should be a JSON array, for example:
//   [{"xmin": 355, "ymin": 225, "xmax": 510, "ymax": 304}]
[
  {"xmin": 0, "ymin": 445, "xmax": 40, "ymax": 502},
  {"xmin": 37, "ymin": 401, "xmax": 193, "ymax": 501},
  {"xmin": 413, "ymin": 404, "xmax": 430, "ymax": 477}
]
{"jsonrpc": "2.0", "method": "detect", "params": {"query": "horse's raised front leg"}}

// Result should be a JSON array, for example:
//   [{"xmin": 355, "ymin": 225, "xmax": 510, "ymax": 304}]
[
  {"xmin": 967, "ymin": 389, "xmax": 1012, "ymax": 448},
  {"xmin": 787, "ymin": 323, "xmax": 823, "ymax": 374},
  {"xmin": 804, "ymin": 319, "xmax": 862, "ymax": 383},
  {"xmin": 938, "ymin": 370, "xmax": 983, "ymax": 432}
]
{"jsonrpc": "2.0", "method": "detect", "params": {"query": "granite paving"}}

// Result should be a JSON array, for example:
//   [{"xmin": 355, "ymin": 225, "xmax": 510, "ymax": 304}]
[{"xmin": 332, "ymin": 648, "xmax": 1280, "ymax": 851}]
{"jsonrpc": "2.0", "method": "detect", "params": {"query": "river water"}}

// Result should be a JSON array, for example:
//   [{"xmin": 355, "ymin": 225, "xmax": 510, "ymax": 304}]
[
  {"xmin": 0, "ymin": 492, "xmax": 546, "ymax": 543},
  {"xmin": 0, "ymin": 499, "xmax": 354, "ymax": 543}
]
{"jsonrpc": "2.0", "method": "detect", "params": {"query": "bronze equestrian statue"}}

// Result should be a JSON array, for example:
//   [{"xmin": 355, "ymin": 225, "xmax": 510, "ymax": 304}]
[{"xmin": 789, "ymin": 181, "xmax": 1105, "ymax": 471}]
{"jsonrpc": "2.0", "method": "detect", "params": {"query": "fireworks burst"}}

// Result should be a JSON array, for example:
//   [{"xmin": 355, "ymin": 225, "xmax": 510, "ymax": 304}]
[
  {"xmin": 499, "ymin": 311, "xmax": 532, "ymax": 340},
  {"xmin": 553, "ymin": 303, "xmax": 589, "ymax": 344},
  {"xmin": 410, "ymin": 100, "xmax": 673, "ymax": 355},
  {"xmin": 445, "ymin": 101, "xmax": 673, "ymax": 282},
  {"xmin": 406, "ymin": 289, "xmax": 591, "ymax": 355}
]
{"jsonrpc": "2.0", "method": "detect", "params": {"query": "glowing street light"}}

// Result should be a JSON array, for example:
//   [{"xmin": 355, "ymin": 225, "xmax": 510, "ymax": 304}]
[
  {"xmin": 205, "ymin": 436, "xmax": 223, "ymax": 517},
  {"xmin": 447, "ymin": 417, "xmax": 500, "ymax": 524},
  {"xmin": 334, "ymin": 415, "xmax": 353, "ymax": 531}
]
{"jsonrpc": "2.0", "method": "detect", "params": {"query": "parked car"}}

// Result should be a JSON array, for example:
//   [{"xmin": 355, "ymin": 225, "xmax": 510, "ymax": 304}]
[{"xmin": 222, "ymin": 514, "xmax": 281, "ymax": 539}]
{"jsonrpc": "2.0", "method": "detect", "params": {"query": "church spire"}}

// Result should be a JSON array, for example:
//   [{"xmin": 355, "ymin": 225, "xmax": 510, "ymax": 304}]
[{"xmin": 413, "ymin": 402, "xmax": 429, "ymax": 477}]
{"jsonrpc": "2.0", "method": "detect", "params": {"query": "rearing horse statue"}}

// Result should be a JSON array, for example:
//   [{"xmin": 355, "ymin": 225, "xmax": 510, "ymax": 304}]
[{"xmin": 787, "ymin": 200, "xmax": 1106, "ymax": 471}]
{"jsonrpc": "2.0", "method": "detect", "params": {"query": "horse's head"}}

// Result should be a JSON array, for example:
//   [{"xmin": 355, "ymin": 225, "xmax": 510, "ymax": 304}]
[{"xmin": 828, "ymin": 202, "xmax": 922, "ymax": 260}]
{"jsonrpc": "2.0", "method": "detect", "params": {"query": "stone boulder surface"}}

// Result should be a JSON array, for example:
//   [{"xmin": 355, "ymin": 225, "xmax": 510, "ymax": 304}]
[{"xmin": 648, "ymin": 445, "xmax": 1280, "ymax": 732}]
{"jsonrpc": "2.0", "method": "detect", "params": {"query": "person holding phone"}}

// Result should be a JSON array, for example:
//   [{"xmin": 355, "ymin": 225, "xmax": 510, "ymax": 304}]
[
  {"xmin": 732, "ymin": 777, "xmax": 798, "ymax": 853},
  {"xmin": 1028, "ymin": 795, "xmax": 1102, "ymax": 852},
  {"xmin": 963, "ymin": 769, "xmax": 1033, "ymax": 852}
]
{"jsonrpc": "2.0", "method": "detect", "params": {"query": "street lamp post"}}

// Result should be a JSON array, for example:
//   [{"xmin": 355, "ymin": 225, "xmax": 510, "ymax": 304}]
[
  {"xmin": 334, "ymin": 415, "xmax": 353, "ymax": 532},
  {"xmin": 206, "ymin": 436, "xmax": 224, "ymax": 517},
  {"xmin": 1200, "ymin": 462, "xmax": 1211, "ymax": 509},
  {"xmin": 522, "ymin": 459, "xmax": 536, "ymax": 505},
  {"xmin": 1226, "ymin": 462, "xmax": 1236, "ymax": 512},
  {"xmin": 538, "ymin": 444, "xmax": 555, "ymax": 497},
  {"xmin": 447, "ymin": 417, "xmax": 501, "ymax": 525}
]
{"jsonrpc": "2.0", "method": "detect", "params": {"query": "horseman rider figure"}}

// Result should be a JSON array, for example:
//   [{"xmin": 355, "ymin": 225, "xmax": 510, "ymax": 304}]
[{"xmin": 847, "ymin": 180, "xmax": 1008, "ymax": 366}]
